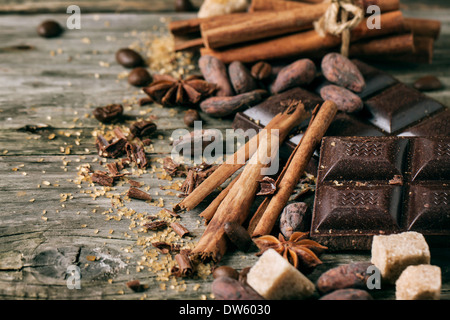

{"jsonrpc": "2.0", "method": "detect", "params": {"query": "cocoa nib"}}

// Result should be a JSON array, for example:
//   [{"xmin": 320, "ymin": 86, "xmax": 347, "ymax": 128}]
[
  {"xmin": 92, "ymin": 104, "xmax": 124, "ymax": 123},
  {"xmin": 256, "ymin": 176, "xmax": 276, "ymax": 196}
]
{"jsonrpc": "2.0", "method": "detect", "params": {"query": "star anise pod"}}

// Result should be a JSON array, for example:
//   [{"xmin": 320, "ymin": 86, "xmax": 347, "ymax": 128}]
[
  {"xmin": 254, "ymin": 232, "xmax": 327, "ymax": 273},
  {"xmin": 143, "ymin": 74, "xmax": 216, "ymax": 108}
]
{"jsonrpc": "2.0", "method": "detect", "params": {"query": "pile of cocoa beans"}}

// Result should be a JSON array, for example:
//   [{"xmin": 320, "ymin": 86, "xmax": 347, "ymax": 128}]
[{"xmin": 199, "ymin": 53, "xmax": 367, "ymax": 117}]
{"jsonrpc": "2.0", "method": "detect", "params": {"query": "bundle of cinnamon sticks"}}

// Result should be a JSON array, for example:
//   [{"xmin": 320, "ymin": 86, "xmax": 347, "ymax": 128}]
[{"xmin": 170, "ymin": 0, "xmax": 441, "ymax": 64}]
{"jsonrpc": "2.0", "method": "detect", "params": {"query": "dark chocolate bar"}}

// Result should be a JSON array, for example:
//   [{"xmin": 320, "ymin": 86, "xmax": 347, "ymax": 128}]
[
  {"xmin": 311, "ymin": 136, "xmax": 450, "ymax": 251},
  {"xmin": 232, "ymin": 60, "xmax": 449, "ymax": 165}
]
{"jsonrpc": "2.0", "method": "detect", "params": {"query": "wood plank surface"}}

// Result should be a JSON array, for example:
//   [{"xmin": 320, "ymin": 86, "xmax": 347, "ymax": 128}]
[{"xmin": 0, "ymin": 1, "xmax": 449, "ymax": 301}]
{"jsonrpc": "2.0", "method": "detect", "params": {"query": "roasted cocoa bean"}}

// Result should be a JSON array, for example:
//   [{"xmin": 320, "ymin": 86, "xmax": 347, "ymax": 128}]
[
  {"xmin": 321, "ymin": 52, "xmax": 366, "ymax": 93},
  {"xmin": 270, "ymin": 59, "xmax": 316, "ymax": 94},
  {"xmin": 224, "ymin": 221, "xmax": 254, "ymax": 252},
  {"xmin": 280, "ymin": 202, "xmax": 309, "ymax": 238},
  {"xmin": 413, "ymin": 75, "xmax": 443, "ymax": 91},
  {"xmin": 228, "ymin": 61, "xmax": 258, "ymax": 94},
  {"xmin": 200, "ymin": 89, "xmax": 268, "ymax": 117},
  {"xmin": 316, "ymin": 262, "xmax": 374, "ymax": 295},
  {"xmin": 183, "ymin": 109, "xmax": 201, "ymax": 127},
  {"xmin": 320, "ymin": 85, "xmax": 363, "ymax": 113},
  {"xmin": 319, "ymin": 289, "xmax": 373, "ymax": 300},
  {"xmin": 116, "ymin": 48, "xmax": 145, "ymax": 68},
  {"xmin": 198, "ymin": 55, "xmax": 234, "ymax": 96},
  {"xmin": 92, "ymin": 104, "xmax": 124, "ymax": 123},
  {"xmin": 213, "ymin": 266, "xmax": 240, "ymax": 280},
  {"xmin": 251, "ymin": 61, "xmax": 272, "ymax": 81},
  {"xmin": 212, "ymin": 276, "xmax": 264, "ymax": 300}
]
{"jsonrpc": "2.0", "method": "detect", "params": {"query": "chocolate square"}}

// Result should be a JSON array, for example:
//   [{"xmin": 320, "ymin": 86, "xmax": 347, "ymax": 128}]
[{"xmin": 311, "ymin": 136, "xmax": 450, "ymax": 250}]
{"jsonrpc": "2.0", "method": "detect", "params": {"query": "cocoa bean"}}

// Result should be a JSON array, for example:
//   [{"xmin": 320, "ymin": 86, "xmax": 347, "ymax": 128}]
[
  {"xmin": 224, "ymin": 221, "xmax": 254, "ymax": 252},
  {"xmin": 198, "ymin": 55, "xmax": 234, "ymax": 96},
  {"xmin": 200, "ymin": 89, "xmax": 268, "ymax": 117},
  {"xmin": 280, "ymin": 202, "xmax": 308, "ymax": 238},
  {"xmin": 183, "ymin": 109, "xmax": 201, "ymax": 127},
  {"xmin": 239, "ymin": 267, "xmax": 251, "ymax": 284},
  {"xmin": 316, "ymin": 262, "xmax": 373, "ymax": 295},
  {"xmin": 270, "ymin": 59, "xmax": 316, "ymax": 94},
  {"xmin": 212, "ymin": 276, "xmax": 264, "ymax": 300},
  {"xmin": 228, "ymin": 61, "xmax": 258, "ymax": 94},
  {"xmin": 251, "ymin": 61, "xmax": 272, "ymax": 81},
  {"xmin": 319, "ymin": 289, "xmax": 373, "ymax": 300},
  {"xmin": 320, "ymin": 85, "xmax": 363, "ymax": 113},
  {"xmin": 213, "ymin": 266, "xmax": 240, "ymax": 280},
  {"xmin": 321, "ymin": 52, "xmax": 366, "ymax": 93},
  {"xmin": 413, "ymin": 75, "xmax": 443, "ymax": 91}
]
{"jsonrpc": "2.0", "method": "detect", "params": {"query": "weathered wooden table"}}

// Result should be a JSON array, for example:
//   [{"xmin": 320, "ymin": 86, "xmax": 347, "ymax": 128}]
[{"xmin": 0, "ymin": 0, "xmax": 449, "ymax": 300}]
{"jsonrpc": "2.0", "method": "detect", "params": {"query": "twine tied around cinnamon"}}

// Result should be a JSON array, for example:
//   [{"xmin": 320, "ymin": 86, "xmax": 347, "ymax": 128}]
[{"xmin": 313, "ymin": 0, "xmax": 364, "ymax": 57}]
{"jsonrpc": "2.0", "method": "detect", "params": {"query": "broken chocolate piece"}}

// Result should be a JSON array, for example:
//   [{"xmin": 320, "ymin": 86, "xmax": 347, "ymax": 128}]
[
  {"xmin": 256, "ymin": 176, "xmax": 276, "ymax": 196},
  {"xmin": 91, "ymin": 171, "xmax": 114, "ymax": 187},
  {"xmin": 92, "ymin": 104, "xmax": 124, "ymax": 123}
]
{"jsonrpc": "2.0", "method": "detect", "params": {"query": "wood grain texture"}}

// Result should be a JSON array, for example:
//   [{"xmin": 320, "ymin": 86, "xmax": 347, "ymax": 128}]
[
  {"xmin": 0, "ymin": 0, "xmax": 204, "ymax": 13},
  {"xmin": 0, "ymin": 2, "xmax": 449, "ymax": 300}
]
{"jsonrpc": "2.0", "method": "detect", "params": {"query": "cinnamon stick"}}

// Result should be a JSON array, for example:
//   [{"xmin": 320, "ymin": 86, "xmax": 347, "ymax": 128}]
[
  {"xmin": 173, "ymin": 102, "xmax": 308, "ymax": 212},
  {"xmin": 169, "ymin": 11, "xmax": 262, "ymax": 36},
  {"xmin": 191, "ymin": 119, "xmax": 284, "ymax": 262},
  {"xmin": 201, "ymin": 4, "xmax": 329, "ymax": 49},
  {"xmin": 201, "ymin": 10, "xmax": 405, "ymax": 64},
  {"xmin": 404, "ymin": 17, "xmax": 441, "ymax": 40},
  {"xmin": 249, "ymin": 0, "xmax": 400, "ymax": 14},
  {"xmin": 349, "ymin": 32, "xmax": 414, "ymax": 57},
  {"xmin": 199, "ymin": 173, "xmax": 241, "ymax": 222},
  {"xmin": 250, "ymin": 100, "xmax": 338, "ymax": 238}
]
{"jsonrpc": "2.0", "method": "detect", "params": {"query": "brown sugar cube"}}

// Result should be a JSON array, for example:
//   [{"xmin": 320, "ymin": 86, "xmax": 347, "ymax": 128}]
[
  {"xmin": 371, "ymin": 231, "xmax": 430, "ymax": 284},
  {"xmin": 246, "ymin": 248, "xmax": 315, "ymax": 300},
  {"xmin": 396, "ymin": 265, "xmax": 441, "ymax": 300}
]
